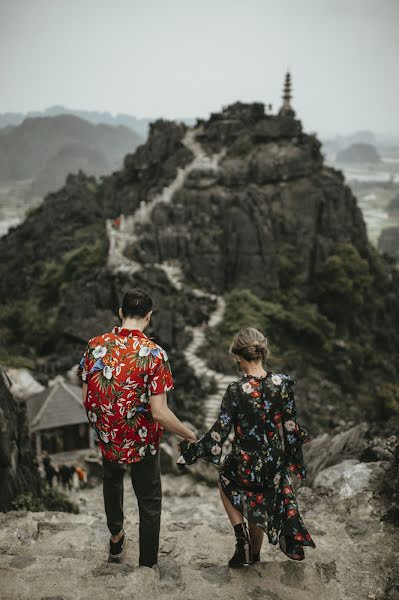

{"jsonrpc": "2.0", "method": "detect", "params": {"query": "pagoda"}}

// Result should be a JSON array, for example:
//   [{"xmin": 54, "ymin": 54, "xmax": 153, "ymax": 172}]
[{"xmin": 278, "ymin": 70, "xmax": 296, "ymax": 117}]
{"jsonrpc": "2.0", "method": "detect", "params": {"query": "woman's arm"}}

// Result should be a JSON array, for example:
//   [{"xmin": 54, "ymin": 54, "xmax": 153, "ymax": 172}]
[
  {"xmin": 280, "ymin": 376, "xmax": 312, "ymax": 480},
  {"xmin": 178, "ymin": 384, "xmax": 237, "ymax": 466}
]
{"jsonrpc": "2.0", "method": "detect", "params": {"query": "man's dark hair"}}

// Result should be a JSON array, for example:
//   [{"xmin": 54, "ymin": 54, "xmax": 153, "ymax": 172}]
[{"xmin": 121, "ymin": 288, "xmax": 153, "ymax": 319}]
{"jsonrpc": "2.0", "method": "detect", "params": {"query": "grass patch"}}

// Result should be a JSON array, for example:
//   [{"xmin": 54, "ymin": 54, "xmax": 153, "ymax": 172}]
[{"xmin": 11, "ymin": 488, "xmax": 79, "ymax": 513}]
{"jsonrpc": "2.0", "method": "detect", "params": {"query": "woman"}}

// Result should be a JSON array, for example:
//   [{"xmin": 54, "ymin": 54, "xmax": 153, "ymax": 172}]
[{"xmin": 177, "ymin": 327, "xmax": 316, "ymax": 567}]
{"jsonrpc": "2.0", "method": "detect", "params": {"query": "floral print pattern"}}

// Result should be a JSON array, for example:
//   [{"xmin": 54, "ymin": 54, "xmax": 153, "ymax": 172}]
[
  {"xmin": 78, "ymin": 326, "xmax": 174, "ymax": 464},
  {"xmin": 179, "ymin": 371, "xmax": 316, "ymax": 560}
]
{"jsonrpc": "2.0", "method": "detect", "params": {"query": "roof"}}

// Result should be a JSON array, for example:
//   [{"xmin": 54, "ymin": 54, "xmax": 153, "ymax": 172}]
[{"xmin": 27, "ymin": 377, "xmax": 87, "ymax": 432}]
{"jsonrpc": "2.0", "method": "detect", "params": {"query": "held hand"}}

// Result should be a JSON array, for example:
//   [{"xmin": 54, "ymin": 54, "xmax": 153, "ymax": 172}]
[
  {"xmin": 177, "ymin": 436, "xmax": 196, "ymax": 471},
  {"xmin": 176, "ymin": 454, "xmax": 187, "ymax": 472},
  {"xmin": 177, "ymin": 437, "xmax": 194, "ymax": 456}
]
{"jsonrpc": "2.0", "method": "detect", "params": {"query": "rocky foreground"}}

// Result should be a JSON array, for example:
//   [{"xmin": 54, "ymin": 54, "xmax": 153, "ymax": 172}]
[{"xmin": 0, "ymin": 423, "xmax": 398, "ymax": 600}]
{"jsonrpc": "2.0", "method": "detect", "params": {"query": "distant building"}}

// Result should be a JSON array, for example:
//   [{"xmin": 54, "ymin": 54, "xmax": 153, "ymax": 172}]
[{"xmin": 26, "ymin": 376, "xmax": 94, "ymax": 456}]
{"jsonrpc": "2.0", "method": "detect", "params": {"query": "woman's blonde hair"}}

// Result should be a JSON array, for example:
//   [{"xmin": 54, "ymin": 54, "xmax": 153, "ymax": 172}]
[{"xmin": 229, "ymin": 327, "xmax": 270, "ymax": 363}]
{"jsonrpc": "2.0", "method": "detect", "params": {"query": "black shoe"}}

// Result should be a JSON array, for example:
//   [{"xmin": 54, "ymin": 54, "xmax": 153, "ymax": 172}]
[
  {"xmin": 252, "ymin": 552, "xmax": 260, "ymax": 563},
  {"xmin": 109, "ymin": 530, "xmax": 125, "ymax": 561},
  {"xmin": 228, "ymin": 523, "xmax": 253, "ymax": 568}
]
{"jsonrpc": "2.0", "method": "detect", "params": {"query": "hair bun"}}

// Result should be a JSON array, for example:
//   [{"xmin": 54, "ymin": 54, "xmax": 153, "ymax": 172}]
[{"xmin": 229, "ymin": 328, "xmax": 270, "ymax": 364}]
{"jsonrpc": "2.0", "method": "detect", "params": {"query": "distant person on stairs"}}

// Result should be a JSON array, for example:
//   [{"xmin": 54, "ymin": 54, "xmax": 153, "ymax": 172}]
[
  {"xmin": 78, "ymin": 287, "xmax": 196, "ymax": 567},
  {"xmin": 178, "ymin": 327, "xmax": 316, "ymax": 566}
]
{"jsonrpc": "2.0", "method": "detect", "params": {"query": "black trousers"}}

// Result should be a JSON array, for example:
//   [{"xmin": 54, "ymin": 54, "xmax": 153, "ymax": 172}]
[{"xmin": 102, "ymin": 450, "xmax": 162, "ymax": 566}]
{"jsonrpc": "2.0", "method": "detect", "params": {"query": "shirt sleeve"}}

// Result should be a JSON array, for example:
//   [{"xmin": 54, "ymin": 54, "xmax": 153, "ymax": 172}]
[
  {"xmin": 280, "ymin": 375, "xmax": 312, "ymax": 480},
  {"xmin": 147, "ymin": 348, "xmax": 174, "ymax": 395},
  {"xmin": 179, "ymin": 384, "xmax": 237, "ymax": 466},
  {"xmin": 76, "ymin": 342, "xmax": 93, "ymax": 383}
]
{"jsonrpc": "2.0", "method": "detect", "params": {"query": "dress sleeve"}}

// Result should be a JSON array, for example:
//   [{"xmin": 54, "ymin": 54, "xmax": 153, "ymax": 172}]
[
  {"xmin": 280, "ymin": 376, "xmax": 312, "ymax": 480},
  {"xmin": 179, "ymin": 384, "xmax": 237, "ymax": 466}
]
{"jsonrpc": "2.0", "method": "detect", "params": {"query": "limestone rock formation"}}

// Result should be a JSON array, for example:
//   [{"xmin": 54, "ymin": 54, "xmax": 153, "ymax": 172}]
[
  {"xmin": 0, "ymin": 98, "xmax": 398, "ymax": 599},
  {"xmin": 0, "ymin": 114, "xmax": 143, "ymax": 196},
  {"xmin": 31, "ymin": 142, "xmax": 109, "ymax": 198},
  {"xmin": 0, "ymin": 101, "xmax": 398, "ymax": 435},
  {"xmin": 336, "ymin": 142, "xmax": 381, "ymax": 164},
  {"xmin": 0, "ymin": 369, "xmax": 41, "ymax": 511}
]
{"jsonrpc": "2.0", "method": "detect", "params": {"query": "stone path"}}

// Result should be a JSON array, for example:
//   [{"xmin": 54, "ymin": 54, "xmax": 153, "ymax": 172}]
[
  {"xmin": 183, "ymin": 295, "xmax": 233, "ymax": 430},
  {"xmin": 105, "ymin": 126, "xmax": 232, "ymax": 431},
  {"xmin": 0, "ymin": 473, "xmax": 395, "ymax": 600},
  {"xmin": 106, "ymin": 127, "xmax": 224, "ymax": 279}
]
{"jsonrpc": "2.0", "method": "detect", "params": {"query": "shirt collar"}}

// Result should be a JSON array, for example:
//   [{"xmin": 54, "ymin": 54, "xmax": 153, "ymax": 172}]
[{"xmin": 112, "ymin": 325, "xmax": 148, "ymax": 339}]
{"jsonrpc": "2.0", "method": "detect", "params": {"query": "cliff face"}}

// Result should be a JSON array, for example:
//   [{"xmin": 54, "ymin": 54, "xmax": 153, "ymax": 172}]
[
  {"xmin": 0, "ymin": 102, "xmax": 398, "ymax": 433},
  {"xmin": 133, "ymin": 105, "xmax": 368, "ymax": 299},
  {"xmin": 0, "ymin": 370, "xmax": 41, "ymax": 511}
]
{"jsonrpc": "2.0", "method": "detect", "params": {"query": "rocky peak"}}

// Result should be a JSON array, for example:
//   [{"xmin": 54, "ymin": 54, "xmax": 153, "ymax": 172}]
[{"xmin": 197, "ymin": 100, "xmax": 304, "ymax": 154}]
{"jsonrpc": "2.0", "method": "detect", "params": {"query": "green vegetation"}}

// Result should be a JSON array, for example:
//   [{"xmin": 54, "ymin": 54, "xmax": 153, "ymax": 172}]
[
  {"xmin": 276, "ymin": 242, "xmax": 307, "ymax": 294},
  {"xmin": 314, "ymin": 243, "xmax": 372, "ymax": 334},
  {"xmin": 39, "ymin": 237, "xmax": 106, "ymax": 306},
  {"xmin": 200, "ymin": 240, "xmax": 398, "ymax": 426},
  {"xmin": 377, "ymin": 383, "xmax": 399, "ymax": 423},
  {"xmin": 200, "ymin": 288, "xmax": 336, "ymax": 376},
  {"xmin": 11, "ymin": 488, "xmax": 79, "ymax": 513},
  {"xmin": 0, "ymin": 220, "xmax": 108, "ymax": 356},
  {"xmin": 227, "ymin": 134, "xmax": 253, "ymax": 157},
  {"xmin": 219, "ymin": 288, "xmax": 334, "ymax": 354}
]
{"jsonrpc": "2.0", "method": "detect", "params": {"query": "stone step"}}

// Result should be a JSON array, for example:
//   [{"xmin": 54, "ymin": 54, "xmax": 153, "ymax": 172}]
[
  {"xmin": 189, "ymin": 357, "xmax": 204, "ymax": 366},
  {"xmin": 206, "ymin": 402, "xmax": 221, "ymax": 408}
]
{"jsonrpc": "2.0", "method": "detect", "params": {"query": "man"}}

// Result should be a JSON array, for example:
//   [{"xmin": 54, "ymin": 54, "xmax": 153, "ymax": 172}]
[{"xmin": 78, "ymin": 287, "xmax": 196, "ymax": 567}]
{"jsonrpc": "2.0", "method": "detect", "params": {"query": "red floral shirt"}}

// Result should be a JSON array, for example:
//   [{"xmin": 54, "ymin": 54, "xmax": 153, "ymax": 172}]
[{"xmin": 78, "ymin": 326, "xmax": 174, "ymax": 463}]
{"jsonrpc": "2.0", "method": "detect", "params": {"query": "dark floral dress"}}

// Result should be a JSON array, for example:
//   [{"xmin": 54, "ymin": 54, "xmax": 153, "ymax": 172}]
[{"xmin": 179, "ymin": 371, "xmax": 316, "ymax": 560}]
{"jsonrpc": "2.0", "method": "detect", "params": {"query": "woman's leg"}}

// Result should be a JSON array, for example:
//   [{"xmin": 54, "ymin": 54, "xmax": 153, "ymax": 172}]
[
  {"xmin": 248, "ymin": 521, "xmax": 264, "ymax": 555},
  {"xmin": 218, "ymin": 483, "xmax": 243, "ymax": 526},
  {"xmin": 218, "ymin": 483, "xmax": 253, "ymax": 567}
]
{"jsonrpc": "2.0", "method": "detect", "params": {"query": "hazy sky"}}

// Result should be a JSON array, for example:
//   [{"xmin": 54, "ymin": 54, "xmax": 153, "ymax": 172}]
[{"xmin": 1, "ymin": 0, "xmax": 398, "ymax": 135}]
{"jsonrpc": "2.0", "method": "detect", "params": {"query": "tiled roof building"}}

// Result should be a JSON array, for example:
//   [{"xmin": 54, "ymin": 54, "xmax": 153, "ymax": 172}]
[{"xmin": 26, "ymin": 376, "xmax": 93, "ymax": 455}]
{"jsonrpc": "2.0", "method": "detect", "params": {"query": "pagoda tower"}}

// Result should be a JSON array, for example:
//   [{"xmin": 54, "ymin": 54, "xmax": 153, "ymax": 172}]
[{"xmin": 278, "ymin": 70, "xmax": 296, "ymax": 117}]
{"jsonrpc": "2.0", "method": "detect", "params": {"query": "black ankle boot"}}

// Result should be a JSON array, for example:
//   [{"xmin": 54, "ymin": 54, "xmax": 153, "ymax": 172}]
[
  {"xmin": 228, "ymin": 523, "xmax": 253, "ymax": 568},
  {"xmin": 252, "ymin": 552, "xmax": 260, "ymax": 563}
]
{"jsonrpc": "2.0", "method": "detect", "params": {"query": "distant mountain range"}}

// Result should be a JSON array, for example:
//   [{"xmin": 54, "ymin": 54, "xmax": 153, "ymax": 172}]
[
  {"xmin": 0, "ymin": 106, "xmax": 196, "ymax": 138},
  {"xmin": 335, "ymin": 142, "xmax": 382, "ymax": 164},
  {"xmin": 0, "ymin": 114, "xmax": 143, "ymax": 197},
  {"xmin": 321, "ymin": 130, "xmax": 399, "ymax": 161}
]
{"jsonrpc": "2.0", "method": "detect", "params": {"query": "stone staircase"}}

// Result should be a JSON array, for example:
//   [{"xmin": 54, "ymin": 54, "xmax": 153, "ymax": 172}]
[
  {"xmin": 106, "ymin": 126, "xmax": 225, "ymax": 280},
  {"xmin": 183, "ymin": 296, "xmax": 234, "ymax": 430},
  {"xmin": 106, "ymin": 125, "xmax": 233, "ymax": 432}
]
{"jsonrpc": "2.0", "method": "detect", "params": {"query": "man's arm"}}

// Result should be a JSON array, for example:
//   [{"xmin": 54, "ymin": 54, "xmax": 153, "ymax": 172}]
[
  {"xmin": 150, "ymin": 393, "xmax": 196, "ymax": 442},
  {"xmin": 81, "ymin": 383, "xmax": 87, "ymax": 405}
]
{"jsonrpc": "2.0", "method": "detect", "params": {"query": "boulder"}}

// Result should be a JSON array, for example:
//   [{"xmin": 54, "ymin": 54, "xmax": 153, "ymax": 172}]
[
  {"xmin": 313, "ymin": 458, "xmax": 388, "ymax": 498},
  {"xmin": 303, "ymin": 422, "xmax": 370, "ymax": 484}
]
